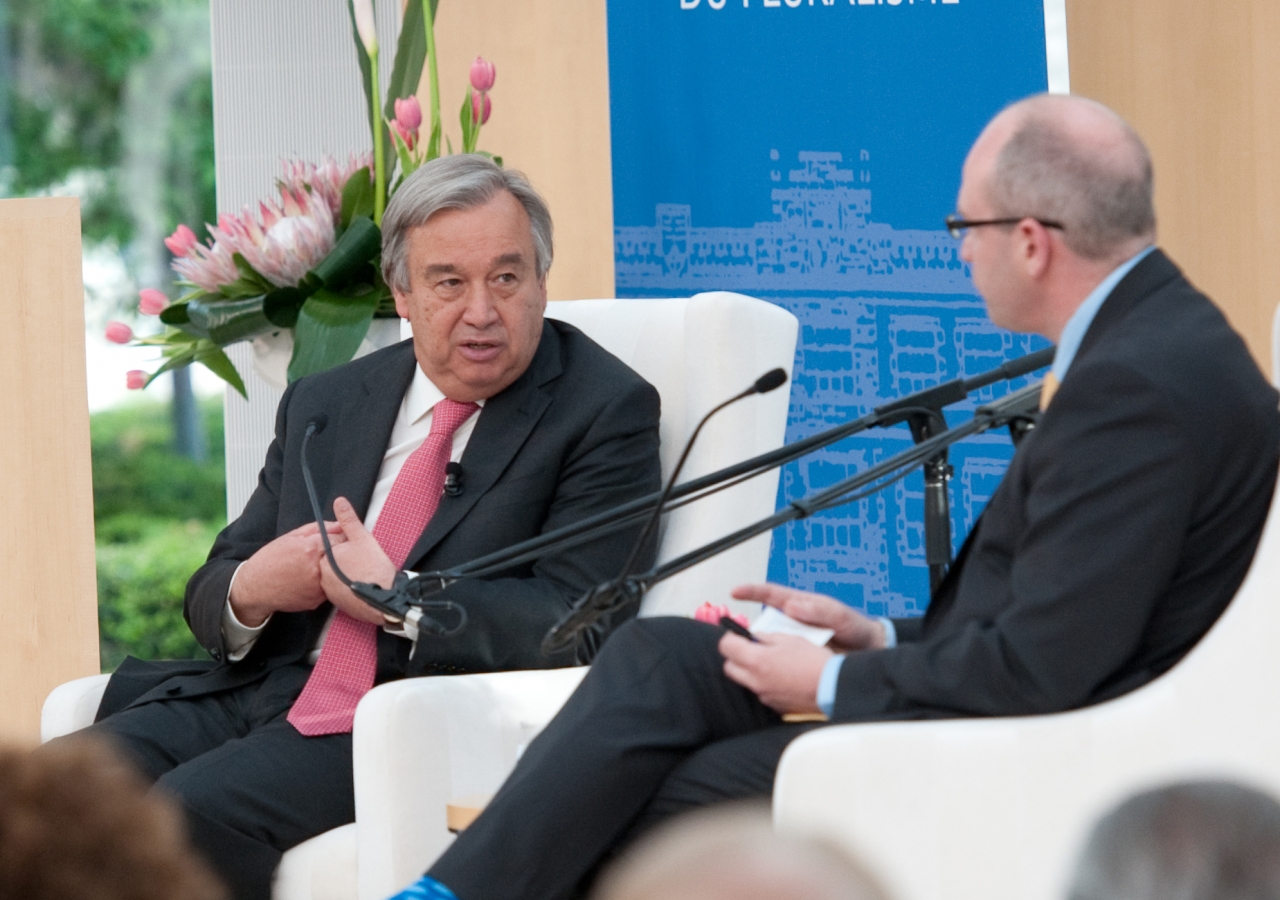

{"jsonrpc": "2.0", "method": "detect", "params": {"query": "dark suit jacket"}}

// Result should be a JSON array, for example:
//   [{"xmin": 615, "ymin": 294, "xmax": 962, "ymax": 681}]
[
  {"xmin": 834, "ymin": 249, "xmax": 1280, "ymax": 722},
  {"xmin": 108, "ymin": 319, "xmax": 662, "ymax": 712}
]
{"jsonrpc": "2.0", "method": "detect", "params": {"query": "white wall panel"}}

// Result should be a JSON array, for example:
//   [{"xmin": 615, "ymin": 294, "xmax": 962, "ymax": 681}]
[{"xmin": 210, "ymin": 0, "xmax": 400, "ymax": 518}]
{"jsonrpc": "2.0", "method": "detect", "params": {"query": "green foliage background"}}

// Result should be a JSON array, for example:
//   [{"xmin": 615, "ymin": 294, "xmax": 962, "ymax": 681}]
[{"xmin": 93, "ymin": 398, "xmax": 226, "ymax": 671}]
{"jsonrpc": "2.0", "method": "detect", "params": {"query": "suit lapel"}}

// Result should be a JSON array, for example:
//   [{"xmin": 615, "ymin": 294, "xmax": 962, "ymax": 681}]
[
  {"xmin": 325, "ymin": 341, "xmax": 418, "ymax": 519},
  {"xmin": 402, "ymin": 322, "xmax": 563, "ymax": 569}
]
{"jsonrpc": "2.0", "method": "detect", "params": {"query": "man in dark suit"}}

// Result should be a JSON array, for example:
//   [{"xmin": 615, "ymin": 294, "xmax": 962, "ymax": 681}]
[
  {"xmin": 85, "ymin": 156, "xmax": 662, "ymax": 900},
  {"xmin": 399, "ymin": 96, "xmax": 1280, "ymax": 900}
]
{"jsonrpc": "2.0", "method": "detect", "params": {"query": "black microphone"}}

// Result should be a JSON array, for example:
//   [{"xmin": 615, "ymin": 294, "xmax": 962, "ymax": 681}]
[
  {"xmin": 444, "ymin": 462, "xmax": 464, "ymax": 497},
  {"xmin": 298, "ymin": 413, "xmax": 466, "ymax": 636},
  {"xmin": 542, "ymin": 367, "xmax": 790, "ymax": 656}
]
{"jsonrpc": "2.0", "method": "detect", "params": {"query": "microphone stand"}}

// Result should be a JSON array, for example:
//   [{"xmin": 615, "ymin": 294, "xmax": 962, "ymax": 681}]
[
  {"xmin": 403, "ymin": 347, "xmax": 1056, "ymax": 597},
  {"xmin": 541, "ymin": 381, "xmax": 1045, "ymax": 655}
]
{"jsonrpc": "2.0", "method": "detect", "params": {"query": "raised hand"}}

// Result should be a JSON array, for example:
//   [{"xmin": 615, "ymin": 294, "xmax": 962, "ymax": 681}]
[
  {"xmin": 318, "ymin": 496, "xmax": 399, "ymax": 625},
  {"xmin": 229, "ymin": 519, "xmax": 347, "ymax": 627}
]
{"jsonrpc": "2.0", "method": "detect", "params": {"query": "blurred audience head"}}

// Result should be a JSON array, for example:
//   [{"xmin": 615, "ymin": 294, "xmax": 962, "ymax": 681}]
[
  {"xmin": 1069, "ymin": 780, "xmax": 1280, "ymax": 900},
  {"xmin": 0, "ymin": 736, "xmax": 226, "ymax": 900},
  {"xmin": 592, "ymin": 803, "xmax": 890, "ymax": 900}
]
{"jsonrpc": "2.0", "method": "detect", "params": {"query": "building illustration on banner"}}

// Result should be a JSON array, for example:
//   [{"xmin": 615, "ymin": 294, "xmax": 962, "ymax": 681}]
[{"xmin": 615, "ymin": 151, "xmax": 1044, "ymax": 615}]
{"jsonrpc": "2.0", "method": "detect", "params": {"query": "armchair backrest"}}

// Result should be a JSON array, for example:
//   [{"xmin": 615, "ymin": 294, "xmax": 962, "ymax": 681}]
[{"xmin": 545, "ymin": 292, "xmax": 798, "ymax": 617}]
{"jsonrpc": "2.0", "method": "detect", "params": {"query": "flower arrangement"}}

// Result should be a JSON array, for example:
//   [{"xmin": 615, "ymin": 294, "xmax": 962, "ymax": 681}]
[{"xmin": 109, "ymin": 0, "xmax": 500, "ymax": 396}]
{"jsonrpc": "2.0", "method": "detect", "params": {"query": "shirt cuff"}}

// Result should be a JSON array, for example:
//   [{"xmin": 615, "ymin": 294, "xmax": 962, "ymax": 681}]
[
  {"xmin": 222, "ymin": 564, "xmax": 271, "ymax": 662},
  {"xmin": 879, "ymin": 616, "xmax": 897, "ymax": 648},
  {"xmin": 816, "ymin": 654, "xmax": 845, "ymax": 718}
]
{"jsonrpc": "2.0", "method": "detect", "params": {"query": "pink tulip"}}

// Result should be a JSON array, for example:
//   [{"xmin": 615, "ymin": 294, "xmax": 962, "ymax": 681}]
[
  {"xmin": 105, "ymin": 321, "xmax": 134, "ymax": 344},
  {"xmin": 693, "ymin": 602, "xmax": 750, "ymax": 631},
  {"xmin": 126, "ymin": 370, "xmax": 148, "ymax": 390},
  {"xmin": 392, "ymin": 120, "xmax": 416, "ymax": 152},
  {"xmin": 470, "ymin": 91, "xmax": 492, "ymax": 126},
  {"xmin": 164, "ymin": 223, "xmax": 199, "ymax": 257},
  {"xmin": 394, "ymin": 95, "xmax": 422, "ymax": 133},
  {"xmin": 469, "ymin": 56, "xmax": 496, "ymax": 93},
  {"xmin": 138, "ymin": 288, "xmax": 168, "ymax": 315}
]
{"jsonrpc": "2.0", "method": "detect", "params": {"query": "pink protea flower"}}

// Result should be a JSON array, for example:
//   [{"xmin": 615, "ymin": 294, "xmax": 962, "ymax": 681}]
[
  {"xmin": 469, "ymin": 56, "xmax": 496, "ymax": 93},
  {"xmin": 470, "ymin": 91, "xmax": 492, "ymax": 126},
  {"xmin": 693, "ymin": 602, "xmax": 750, "ymax": 631},
  {"xmin": 138, "ymin": 288, "xmax": 168, "ymax": 315},
  {"xmin": 125, "ymin": 370, "xmax": 148, "ymax": 390},
  {"xmin": 105, "ymin": 321, "xmax": 134, "ymax": 344},
  {"xmin": 164, "ymin": 224, "xmax": 199, "ymax": 257},
  {"xmin": 280, "ymin": 153, "xmax": 374, "ymax": 226},
  {"xmin": 171, "ymin": 234, "xmax": 240, "ymax": 294},
  {"xmin": 212, "ymin": 187, "xmax": 336, "ymax": 288}
]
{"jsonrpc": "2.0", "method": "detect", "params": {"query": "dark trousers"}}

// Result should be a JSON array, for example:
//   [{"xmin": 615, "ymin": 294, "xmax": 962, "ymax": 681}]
[
  {"xmin": 429, "ymin": 617, "xmax": 819, "ymax": 900},
  {"xmin": 86, "ymin": 663, "xmax": 355, "ymax": 900}
]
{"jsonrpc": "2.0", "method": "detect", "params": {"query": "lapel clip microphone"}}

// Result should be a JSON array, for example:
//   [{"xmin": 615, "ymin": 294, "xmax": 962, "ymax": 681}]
[{"xmin": 444, "ymin": 462, "xmax": 465, "ymax": 497}]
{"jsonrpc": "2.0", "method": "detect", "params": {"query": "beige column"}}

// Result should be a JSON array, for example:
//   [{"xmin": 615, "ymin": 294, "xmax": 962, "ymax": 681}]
[
  {"xmin": 1066, "ymin": 0, "xmax": 1280, "ymax": 373},
  {"xmin": 430, "ymin": 0, "xmax": 615, "ymax": 301},
  {"xmin": 0, "ymin": 197, "xmax": 100, "ymax": 743}
]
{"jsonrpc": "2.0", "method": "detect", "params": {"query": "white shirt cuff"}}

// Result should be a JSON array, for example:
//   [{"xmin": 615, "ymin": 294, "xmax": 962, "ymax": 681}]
[{"xmin": 221, "ymin": 564, "xmax": 271, "ymax": 662}]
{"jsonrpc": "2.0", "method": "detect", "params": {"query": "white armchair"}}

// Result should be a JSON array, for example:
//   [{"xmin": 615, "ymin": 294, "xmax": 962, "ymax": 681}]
[{"xmin": 43, "ymin": 292, "xmax": 799, "ymax": 900}]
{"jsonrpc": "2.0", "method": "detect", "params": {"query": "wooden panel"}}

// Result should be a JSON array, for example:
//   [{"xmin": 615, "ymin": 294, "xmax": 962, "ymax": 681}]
[
  {"xmin": 429, "ymin": 0, "xmax": 614, "ymax": 301},
  {"xmin": 1065, "ymin": 0, "xmax": 1280, "ymax": 371},
  {"xmin": 0, "ymin": 197, "xmax": 100, "ymax": 743}
]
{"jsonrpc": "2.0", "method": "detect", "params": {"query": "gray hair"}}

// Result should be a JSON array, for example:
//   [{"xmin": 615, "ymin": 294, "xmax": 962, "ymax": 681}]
[
  {"xmin": 989, "ymin": 95, "xmax": 1155, "ymax": 261},
  {"xmin": 381, "ymin": 154, "xmax": 553, "ymax": 292},
  {"xmin": 1068, "ymin": 781, "xmax": 1280, "ymax": 900}
]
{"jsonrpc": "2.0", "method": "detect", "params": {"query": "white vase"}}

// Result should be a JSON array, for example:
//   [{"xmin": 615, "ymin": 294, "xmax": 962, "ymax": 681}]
[{"xmin": 249, "ymin": 317, "xmax": 406, "ymax": 391}]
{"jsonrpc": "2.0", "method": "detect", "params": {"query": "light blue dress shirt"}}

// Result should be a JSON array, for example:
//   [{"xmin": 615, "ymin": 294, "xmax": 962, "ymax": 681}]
[{"xmin": 813, "ymin": 245, "xmax": 1155, "ymax": 718}]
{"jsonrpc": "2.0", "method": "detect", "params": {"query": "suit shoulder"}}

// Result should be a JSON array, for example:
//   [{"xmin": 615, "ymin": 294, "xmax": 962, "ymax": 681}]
[{"xmin": 545, "ymin": 318, "xmax": 658, "ymax": 397}]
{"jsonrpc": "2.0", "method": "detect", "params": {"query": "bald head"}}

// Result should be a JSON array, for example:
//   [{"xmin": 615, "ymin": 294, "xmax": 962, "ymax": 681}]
[
  {"xmin": 975, "ymin": 94, "xmax": 1155, "ymax": 263},
  {"xmin": 592, "ymin": 806, "xmax": 890, "ymax": 900}
]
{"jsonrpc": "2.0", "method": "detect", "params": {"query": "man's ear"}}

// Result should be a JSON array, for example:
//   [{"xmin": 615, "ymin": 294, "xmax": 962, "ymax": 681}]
[
  {"xmin": 392, "ymin": 286, "xmax": 411, "ymax": 319},
  {"xmin": 1017, "ymin": 220, "xmax": 1053, "ymax": 281}
]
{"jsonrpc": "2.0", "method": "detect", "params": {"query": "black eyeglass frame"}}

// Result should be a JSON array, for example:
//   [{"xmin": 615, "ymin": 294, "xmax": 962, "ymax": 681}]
[{"xmin": 944, "ymin": 215, "xmax": 1065, "ymax": 239}]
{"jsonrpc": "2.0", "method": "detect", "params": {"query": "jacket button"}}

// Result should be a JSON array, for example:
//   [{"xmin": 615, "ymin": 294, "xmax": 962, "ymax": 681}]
[{"xmin": 210, "ymin": 648, "xmax": 222, "ymax": 661}]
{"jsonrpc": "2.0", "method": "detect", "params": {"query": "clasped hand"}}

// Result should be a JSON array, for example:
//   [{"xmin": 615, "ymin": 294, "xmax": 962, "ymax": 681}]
[
  {"xmin": 228, "ymin": 497, "xmax": 395, "ymax": 628},
  {"xmin": 717, "ymin": 583, "xmax": 889, "ymax": 716}
]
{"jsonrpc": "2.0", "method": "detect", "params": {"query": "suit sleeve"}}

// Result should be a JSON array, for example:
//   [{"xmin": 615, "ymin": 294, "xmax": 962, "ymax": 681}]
[
  {"xmin": 408, "ymin": 377, "xmax": 663, "ymax": 674},
  {"xmin": 833, "ymin": 360, "xmax": 1197, "ymax": 721},
  {"xmin": 182, "ymin": 380, "xmax": 300, "ymax": 657}
]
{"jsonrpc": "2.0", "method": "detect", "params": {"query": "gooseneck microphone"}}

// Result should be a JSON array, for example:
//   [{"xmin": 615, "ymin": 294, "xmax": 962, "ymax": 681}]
[
  {"xmin": 299, "ymin": 414, "xmax": 467, "ymax": 637},
  {"xmin": 541, "ymin": 367, "xmax": 789, "ymax": 656}
]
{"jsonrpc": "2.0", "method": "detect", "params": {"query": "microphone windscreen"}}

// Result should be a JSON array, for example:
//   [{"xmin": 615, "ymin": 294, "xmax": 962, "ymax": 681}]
[
  {"xmin": 307, "ymin": 414, "xmax": 330, "ymax": 436},
  {"xmin": 445, "ymin": 462, "xmax": 463, "ymax": 478},
  {"xmin": 754, "ymin": 368, "xmax": 788, "ymax": 394}
]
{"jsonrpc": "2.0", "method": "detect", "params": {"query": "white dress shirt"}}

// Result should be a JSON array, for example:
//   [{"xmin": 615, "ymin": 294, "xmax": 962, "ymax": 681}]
[{"xmin": 222, "ymin": 366, "xmax": 483, "ymax": 661}]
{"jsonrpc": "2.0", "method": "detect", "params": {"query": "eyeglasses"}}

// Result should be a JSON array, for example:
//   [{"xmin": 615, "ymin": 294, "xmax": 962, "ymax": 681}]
[{"xmin": 944, "ymin": 215, "xmax": 1065, "ymax": 239}]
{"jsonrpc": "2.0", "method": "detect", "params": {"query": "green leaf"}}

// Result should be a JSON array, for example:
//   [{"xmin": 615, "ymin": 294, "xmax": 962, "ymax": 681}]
[
  {"xmin": 339, "ymin": 166, "xmax": 375, "ymax": 231},
  {"xmin": 392, "ymin": 129, "xmax": 418, "ymax": 181},
  {"xmin": 147, "ymin": 346, "xmax": 198, "ymax": 381},
  {"xmin": 186, "ymin": 296, "xmax": 273, "ymax": 346},
  {"xmin": 194, "ymin": 344, "xmax": 248, "ymax": 399},
  {"xmin": 159, "ymin": 301, "xmax": 190, "ymax": 326},
  {"xmin": 426, "ymin": 117, "xmax": 442, "ymax": 161},
  {"xmin": 309, "ymin": 216, "xmax": 382, "ymax": 288},
  {"xmin": 263, "ymin": 287, "xmax": 305, "ymax": 328},
  {"xmin": 288, "ymin": 289, "xmax": 380, "ymax": 382},
  {"xmin": 383, "ymin": 0, "xmax": 437, "ymax": 119},
  {"xmin": 212, "ymin": 253, "xmax": 273, "ymax": 299},
  {"xmin": 459, "ymin": 91, "xmax": 475, "ymax": 153}
]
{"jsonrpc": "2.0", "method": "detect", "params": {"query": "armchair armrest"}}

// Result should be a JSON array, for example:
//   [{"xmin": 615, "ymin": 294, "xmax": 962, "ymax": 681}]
[
  {"xmin": 351, "ymin": 667, "xmax": 588, "ymax": 900},
  {"xmin": 41, "ymin": 674, "xmax": 111, "ymax": 742}
]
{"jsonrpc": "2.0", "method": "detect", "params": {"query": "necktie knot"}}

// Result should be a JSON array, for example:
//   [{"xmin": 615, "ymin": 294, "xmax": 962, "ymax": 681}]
[{"xmin": 432, "ymin": 399, "xmax": 480, "ymax": 438}]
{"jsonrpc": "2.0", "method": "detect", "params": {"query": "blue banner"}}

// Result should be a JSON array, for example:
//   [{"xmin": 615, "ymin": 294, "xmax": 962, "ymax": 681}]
[{"xmin": 608, "ymin": 0, "xmax": 1050, "ymax": 616}]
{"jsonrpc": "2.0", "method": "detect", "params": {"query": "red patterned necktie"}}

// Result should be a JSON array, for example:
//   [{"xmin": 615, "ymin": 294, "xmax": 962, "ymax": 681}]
[{"xmin": 288, "ymin": 398, "xmax": 480, "ymax": 736}]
